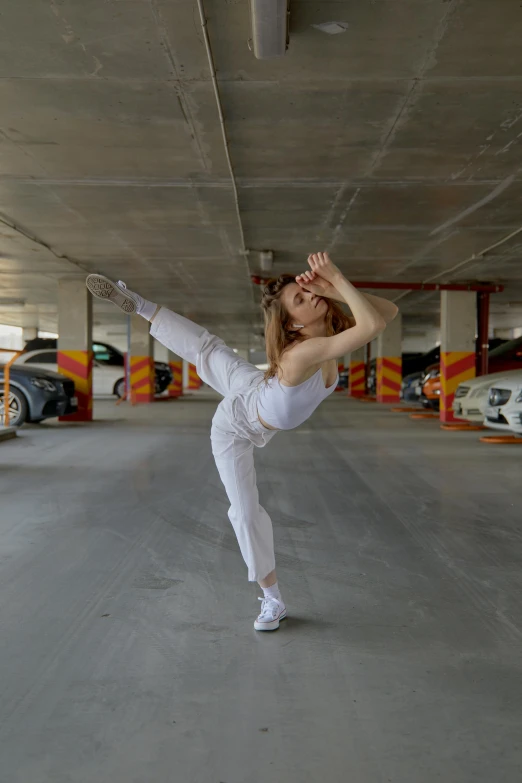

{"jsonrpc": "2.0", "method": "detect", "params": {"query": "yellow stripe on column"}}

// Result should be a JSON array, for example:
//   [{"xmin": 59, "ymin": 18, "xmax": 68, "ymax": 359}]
[
  {"xmin": 58, "ymin": 350, "xmax": 93, "ymax": 421},
  {"xmin": 376, "ymin": 356, "xmax": 402, "ymax": 403},
  {"xmin": 440, "ymin": 351, "xmax": 476, "ymax": 423},
  {"xmin": 130, "ymin": 356, "xmax": 154, "ymax": 403},
  {"xmin": 168, "ymin": 360, "xmax": 183, "ymax": 397},
  {"xmin": 349, "ymin": 360, "xmax": 366, "ymax": 397},
  {"xmin": 188, "ymin": 363, "xmax": 201, "ymax": 390}
]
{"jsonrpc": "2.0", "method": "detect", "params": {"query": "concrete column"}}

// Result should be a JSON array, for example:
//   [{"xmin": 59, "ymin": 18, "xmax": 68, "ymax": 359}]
[
  {"xmin": 440, "ymin": 291, "xmax": 476, "ymax": 423},
  {"xmin": 348, "ymin": 347, "xmax": 366, "ymax": 397},
  {"xmin": 187, "ymin": 362, "xmax": 202, "ymax": 390},
  {"xmin": 154, "ymin": 343, "xmax": 168, "ymax": 364},
  {"xmin": 167, "ymin": 350, "xmax": 183, "ymax": 398},
  {"xmin": 376, "ymin": 314, "xmax": 402, "ymax": 404},
  {"xmin": 57, "ymin": 280, "xmax": 93, "ymax": 422},
  {"xmin": 153, "ymin": 342, "xmax": 182, "ymax": 398},
  {"xmin": 22, "ymin": 327, "xmax": 38, "ymax": 344},
  {"xmin": 129, "ymin": 317, "xmax": 154, "ymax": 403}
]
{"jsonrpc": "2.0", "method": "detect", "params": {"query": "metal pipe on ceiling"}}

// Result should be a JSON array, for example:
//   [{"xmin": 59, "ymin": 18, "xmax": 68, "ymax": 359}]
[
  {"xmin": 250, "ymin": 0, "xmax": 289, "ymax": 59},
  {"xmin": 250, "ymin": 276, "xmax": 504, "ymax": 293},
  {"xmin": 195, "ymin": 0, "xmax": 247, "ymax": 261}
]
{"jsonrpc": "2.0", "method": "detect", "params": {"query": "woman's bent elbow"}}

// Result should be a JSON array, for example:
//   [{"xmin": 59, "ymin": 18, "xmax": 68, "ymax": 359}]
[{"xmin": 371, "ymin": 316, "xmax": 387, "ymax": 337}]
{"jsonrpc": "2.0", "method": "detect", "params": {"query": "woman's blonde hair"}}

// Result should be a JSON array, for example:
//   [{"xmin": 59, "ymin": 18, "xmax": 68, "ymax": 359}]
[{"xmin": 260, "ymin": 274, "xmax": 352, "ymax": 380}]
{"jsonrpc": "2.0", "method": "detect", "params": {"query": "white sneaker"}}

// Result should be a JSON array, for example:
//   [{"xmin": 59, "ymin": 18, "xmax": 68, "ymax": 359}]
[
  {"xmin": 86, "ymin": 275, "xmax": 141, "ymax": 314},
  {"xmin": 254, "ymin": 597, "xmax": 287, "ymax": 632}
]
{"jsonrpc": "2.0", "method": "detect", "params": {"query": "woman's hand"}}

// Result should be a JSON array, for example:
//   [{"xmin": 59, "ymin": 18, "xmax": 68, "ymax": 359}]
[
  {"xmin": 306, "ymin": 252, "xmax": 342, "ymax": 284},
  {"xmin": 295, "ymin": 269, "xmax": 337, "ymax": 299}
]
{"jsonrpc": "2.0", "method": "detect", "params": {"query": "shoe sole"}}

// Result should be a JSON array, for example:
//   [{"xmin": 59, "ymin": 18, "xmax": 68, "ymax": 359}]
[
  {"xmin": 86, "ymin": 274, "xmax": 137, "ymax": 314},
  {"xmin": 254, "ymin": 610, "xmax": 287, "ymax": 632}
]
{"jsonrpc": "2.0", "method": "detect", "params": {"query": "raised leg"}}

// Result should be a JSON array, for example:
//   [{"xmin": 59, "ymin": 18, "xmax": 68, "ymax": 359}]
[{"xmin": 151, "ymin": 307, "xmax": 261, "ymax": 398}]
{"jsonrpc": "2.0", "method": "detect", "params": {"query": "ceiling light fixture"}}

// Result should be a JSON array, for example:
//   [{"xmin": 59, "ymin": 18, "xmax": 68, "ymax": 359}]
[{"xmin": 312, "ymin": 21, "xmax": 349, "ymax": 35}]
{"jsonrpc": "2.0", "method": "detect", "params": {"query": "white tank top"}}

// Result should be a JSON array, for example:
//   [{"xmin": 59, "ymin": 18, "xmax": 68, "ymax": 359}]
[{"xmin": 256, "ymin": 368, "xmax": 338, "ymax": 430}]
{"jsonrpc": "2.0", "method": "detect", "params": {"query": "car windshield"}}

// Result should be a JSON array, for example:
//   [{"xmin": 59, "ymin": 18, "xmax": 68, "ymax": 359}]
[{"xmin": 93, "ymin": 344, "xmax": 124, "ymax": 366}]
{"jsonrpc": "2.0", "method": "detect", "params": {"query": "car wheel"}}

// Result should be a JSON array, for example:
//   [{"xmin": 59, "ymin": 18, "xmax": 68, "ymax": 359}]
[
  {"xmin": 0, "ymin": 385, "xmax": 29, "ymax": 427},
  {"xmin": 114, "ymin": 378, "xmax": 126, "ymax": 399}
]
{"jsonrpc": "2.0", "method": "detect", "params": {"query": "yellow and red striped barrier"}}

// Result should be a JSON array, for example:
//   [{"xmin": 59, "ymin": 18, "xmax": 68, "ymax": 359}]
[
  {"xmin": 376, "ymin": 356, "xmax": 402, "ymax": 403},
  {"xmin": 168, "ymin": 360, "xmax": 183, "ymax": 398},
  {"xmin": 188, "ymin": 363, "xmax": 202, "ymax": 390},
  {"xmin": 129, "ymin": 355, "xmax": 154, "ymax": 403},
  {"xmin": 440, "ymin": 351, "xmax": 475, "ymax": 423},
  {"xmin": 348, "ymin": 360, "xmax": 366, "ymax": 397},
  {"xmin": 335, "ymin": 362, "xmax": 345, "ymax": 391},
  {"xmin": 58, "ymin": 350, "xmax": 93, "ymax": 421}
]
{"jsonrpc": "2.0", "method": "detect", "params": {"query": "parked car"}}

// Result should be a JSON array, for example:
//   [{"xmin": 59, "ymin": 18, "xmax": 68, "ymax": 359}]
[
  {"xmin": 337, "ymin": 368, "xmax": 349, "ymax": 390},
  {"xmin": 483, "ymin": 370, "xmax": 522, "ymax": 436},
  {"xmin": 402, "ymin": 347, "xmax": 440, "ymax": 378},
  {"xmin": 452, "ymin": 370, "xmax": 518, "ymax": 423},
  {"xmin": 91, "ymin": 341, "xmax": 172, "ymax": 395},
  {"xmin": 421, "ymin": 364, "xmax": 441, "ymax": 410},
  {"xmin": 16, "ymin": 350, "xmax": 128, "ymax": 398},
  {"xmin": 419, "ymin": 337, "xmax": 521, "ymax": 406},
  {"xmin": 402, "ymin": 339, "xmax": 506, "ymax": 381},
  {"xmin": 20, "ymin": 339, "xmax": 172, "ymax": 397},
  {"xmin": 0, "ymin": 363, "xmax": 78, "ymax": 426},
  {"xmin": 401, "ymin": 371, "xmax": 424, "ymax": 402},
  {"xmin": 486, "ymin": 335, "xmax": 522, "ymax": 373}
]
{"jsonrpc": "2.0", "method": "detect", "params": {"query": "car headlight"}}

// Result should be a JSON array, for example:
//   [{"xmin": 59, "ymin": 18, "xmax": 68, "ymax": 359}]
[
  {"xmin": 516, "ymin": 391, "xmax": 522, "ymax": 403},
  {"xmin": 31, "ymin": 377, "xmax": 57, "ymax": 392}
]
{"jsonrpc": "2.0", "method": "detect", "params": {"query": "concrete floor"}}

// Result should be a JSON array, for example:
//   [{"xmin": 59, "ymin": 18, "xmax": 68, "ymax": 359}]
[{"xmin": 1, "ymin": 394, "xmax": 522, "ymax": 782}]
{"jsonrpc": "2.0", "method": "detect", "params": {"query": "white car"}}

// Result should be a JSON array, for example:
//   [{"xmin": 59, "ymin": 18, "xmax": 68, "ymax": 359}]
[
  {"xmin": 483, "ymin": 370, "xmax": 522, "ymax": 436},
  {"xmin": 15, "ymin": 349, "xmax": 126, "ymax": 397},
  {"xmin": 453, "ymin": 371, "xmax": 519, "ymax": 423}
]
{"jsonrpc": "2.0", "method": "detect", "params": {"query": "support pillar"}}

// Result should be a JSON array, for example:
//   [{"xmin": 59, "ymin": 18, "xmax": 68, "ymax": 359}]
[
  {"xmin": 348, "ymin": 347, "xmax": 366, "ymax": 397},
  {"xmin": 440, "ymin": 291, "xmax": 476, "ymax": 423},
  {"xmin": 58, "ymin": 280, "xmax": 93, "ymax": 422},
  {"xmin": 167, "ymin": 351, "xmax": 183, "ymax": 397},
  {"xmin": 129, "ymin": 317, "xmax": 154, "ymax": 403},
  {"xmin": 476, "ymin": 292, "xmax": 490, "ymax": 377},
  {"xmin": 376, "ymin": 315, "xmax": 402, "ymax": 404},
  {"xmin": 187, "ymin": 363, "xmax": 202, "ymax": 390},
  {"xmin": 22, "ymin": 327, "xmax": 38, "ymax": 344}
]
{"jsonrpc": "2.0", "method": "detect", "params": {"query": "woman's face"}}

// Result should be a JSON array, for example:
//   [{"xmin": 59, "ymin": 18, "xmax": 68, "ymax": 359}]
[{"xmin": 281, "ymin": 282, "xmax": 328, "ymax": 329}]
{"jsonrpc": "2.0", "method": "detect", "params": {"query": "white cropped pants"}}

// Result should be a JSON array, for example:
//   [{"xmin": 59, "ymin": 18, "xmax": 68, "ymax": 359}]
[{"xmin": 150, "ymin": 307, "xmax": 277, "ymax": 582}]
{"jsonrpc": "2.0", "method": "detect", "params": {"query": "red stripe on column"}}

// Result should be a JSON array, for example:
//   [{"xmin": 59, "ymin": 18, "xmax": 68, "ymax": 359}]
[
  {"xmin": 129, "ymin": 356, "xmax": 151, "ymax": 373},
  {"xmin": 441, "ymin": 353, "xmax": 476, "ymax": 381},
  {"xmin": 58, "ymin": 353, "xmax": 91, "ymax": 378},
  {"xmin": 382, "ymin": 378, "xmax": 402, "ymax": 394}
]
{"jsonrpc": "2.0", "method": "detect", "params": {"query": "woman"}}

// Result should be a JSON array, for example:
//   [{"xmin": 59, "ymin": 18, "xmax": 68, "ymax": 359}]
[{"xmin": 86, "ymin": 252, "xmax": 398, "ymax": 631}]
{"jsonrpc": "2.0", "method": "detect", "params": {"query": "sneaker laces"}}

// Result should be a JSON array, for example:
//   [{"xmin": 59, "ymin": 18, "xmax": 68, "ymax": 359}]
[{"xmin": 257, "ymin": 596, "xmax": 282, "ymax": 620}]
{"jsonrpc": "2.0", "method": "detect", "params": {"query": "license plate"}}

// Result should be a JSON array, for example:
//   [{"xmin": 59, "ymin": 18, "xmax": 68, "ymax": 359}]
[
  {"xmin": 71, "ymin": 396, "xmax": 78, "ymax": 407},
  {"xmin": 454, "ymin": 403, "xmax": 462, "ymax": 414},
  {"xmin": 486, "ymin": 407, "xmax": 501, "ymax": 421},
  {"xmin": 415, "ymin": 386, "xmax": 422, "ymax": 396}
]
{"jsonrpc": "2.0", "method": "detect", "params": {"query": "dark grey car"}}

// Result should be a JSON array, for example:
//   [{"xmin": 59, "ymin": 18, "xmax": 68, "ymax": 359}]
[{"xmin": 0, "ymin": 364, "xmax": 78, "ymax": 427}]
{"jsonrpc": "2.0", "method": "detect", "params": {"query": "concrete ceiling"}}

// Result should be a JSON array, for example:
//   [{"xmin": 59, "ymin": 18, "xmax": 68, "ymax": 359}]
[{"xmin": 1, "ymin": 0, "xmax": 522, "ymax": 348}]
